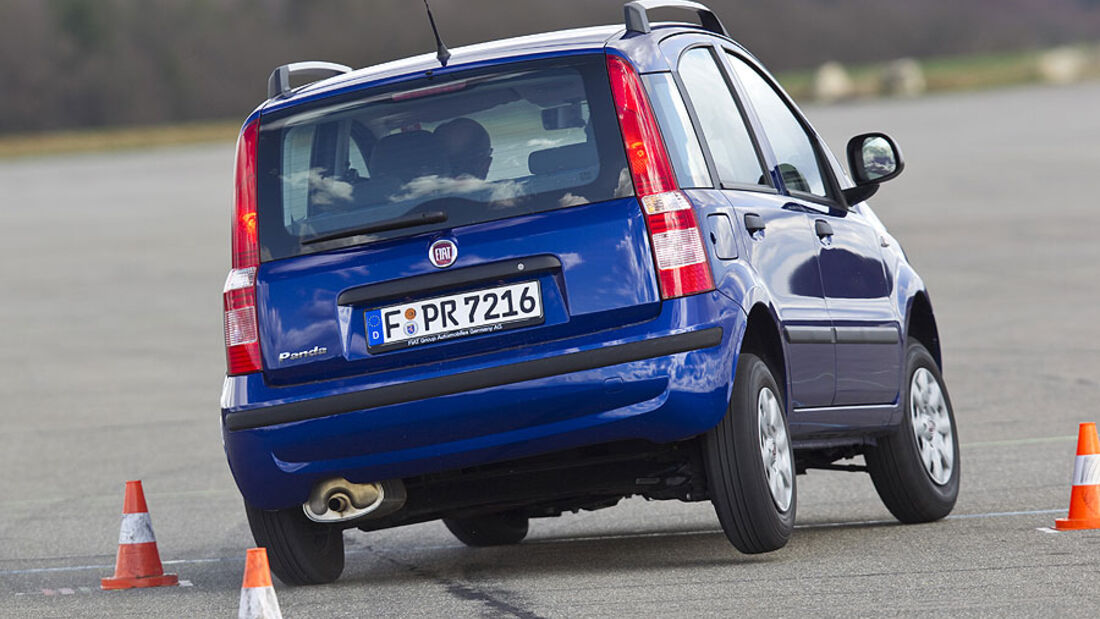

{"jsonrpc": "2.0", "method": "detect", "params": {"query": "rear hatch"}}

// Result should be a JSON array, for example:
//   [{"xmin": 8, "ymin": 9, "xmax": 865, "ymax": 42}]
[{"xmin": 253, "ymin": 53, "xmax": 661, "ymax": 385}]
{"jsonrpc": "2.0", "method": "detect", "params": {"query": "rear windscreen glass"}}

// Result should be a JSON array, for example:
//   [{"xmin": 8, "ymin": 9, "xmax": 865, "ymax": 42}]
[{"xmin": 256, "ymin": 54, "xmax": 631, "ymax": 261}]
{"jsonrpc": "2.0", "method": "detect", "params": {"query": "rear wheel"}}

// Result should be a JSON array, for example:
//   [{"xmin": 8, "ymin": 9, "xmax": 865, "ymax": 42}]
[
  {"xmin": 865, "ymin": 338, "xmax": 959, "ymax": 523},
  {"xmin": 703, "ymin": 353, "xmax": 795, "ymax": 554},
  {"xmin": 443, "ymin": 510, "xmax": 529, "ymax": 547},
  {"xmin": 244, "ymin": 502, "xmax": 345, "ymax": 586}
]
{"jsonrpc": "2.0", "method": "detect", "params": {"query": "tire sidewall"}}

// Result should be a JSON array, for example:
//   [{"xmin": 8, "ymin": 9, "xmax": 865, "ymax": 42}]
[
  {"xmin": 244, "ymin": 502, "xmax": 345, "ymax": 585},
  {"xmin": 898, "ymin": 341, "xmax": 960, "ymax": 504},
  {"xmin": 729, "ymin": 354, "xmax": 797, "ymax": 528}
]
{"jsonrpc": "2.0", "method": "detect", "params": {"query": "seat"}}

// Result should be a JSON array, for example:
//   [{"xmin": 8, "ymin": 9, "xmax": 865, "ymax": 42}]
[{"xmin": 368, "ymin": 131, "xmax": 450, "ymax": 183}]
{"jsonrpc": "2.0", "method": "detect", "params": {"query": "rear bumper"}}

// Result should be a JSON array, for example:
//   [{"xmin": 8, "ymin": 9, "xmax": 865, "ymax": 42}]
[{"xmin": 222, "ymin": 295, "xmax": 744, "ymax": 509}]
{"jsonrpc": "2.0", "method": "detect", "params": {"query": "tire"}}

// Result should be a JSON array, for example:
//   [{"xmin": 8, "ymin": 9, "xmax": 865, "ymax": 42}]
[
  {"xmin": 244, "ymin": 501, "xmax": 345, "ymax": 586},
  {"xmin": 865, "ymin": 338, "xmax": 960, "ymax": 523},
  {"xmin": 443, "ymin": 510, "xmax": 529, "ymax": 547},
  {"xmin": 703, "ymin": 352, "xmax": 796, "ymax": 554}
]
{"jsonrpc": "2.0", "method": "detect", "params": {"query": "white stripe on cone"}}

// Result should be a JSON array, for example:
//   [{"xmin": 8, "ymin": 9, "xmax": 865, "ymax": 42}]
[
  {"xmin": 1073, "ymin": 454, "xmax": 1100, "ymax": 486},
  {"xmin": 117, "ymin": 513, "xmax": 157, "ymax": 545},
  {"xmin": 239, "ymin": 585, "xmax": 283, "ymax": 619}
]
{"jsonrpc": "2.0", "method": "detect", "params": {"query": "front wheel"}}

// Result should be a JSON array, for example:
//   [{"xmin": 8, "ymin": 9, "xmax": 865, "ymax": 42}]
[
  {"xmin": 865, "ymin": 338, "xmax": 960, "ymax": 523},
  {"xmin": 244, "ymin": 502, "xmax": 345, "ymax": 586},
  {"xmin": 703, "ymin": 352, "xmax": 796, "ymax": 554}
]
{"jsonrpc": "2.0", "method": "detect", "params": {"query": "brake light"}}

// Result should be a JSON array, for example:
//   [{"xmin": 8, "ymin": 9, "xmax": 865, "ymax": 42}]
[
  {"xmin": 391, "ymin": 80, "xmax": 467, "ymax": 101},
  {"xmin": 225, "ymin": 119, "xmax": 262, "ymax": 375},
  {"xmin": 232, "ymin": 120, "xmax": 259, "ymax": 270},
  {"xmin": 606, "ymin": 55, "xmax": 713, "ymax": 299},
  {"xmin": 640, "ymin": 192, "xmax": 713, "ymax": 297}
]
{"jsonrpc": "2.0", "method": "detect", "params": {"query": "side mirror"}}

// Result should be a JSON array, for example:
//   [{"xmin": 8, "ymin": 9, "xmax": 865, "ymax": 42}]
[{"xmin": 842, "ymin": 132, "xmax": 905, "ymax": 205}]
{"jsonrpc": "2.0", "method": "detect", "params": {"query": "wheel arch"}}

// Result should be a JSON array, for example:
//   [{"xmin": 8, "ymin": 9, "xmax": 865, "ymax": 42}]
[
  {"xmin": 905, "ymin": 292, "xmax": 942, "ymax": 370},
  {"xmin": 738, "ymin": 302, "xmax": 788, "ymax": 406}
]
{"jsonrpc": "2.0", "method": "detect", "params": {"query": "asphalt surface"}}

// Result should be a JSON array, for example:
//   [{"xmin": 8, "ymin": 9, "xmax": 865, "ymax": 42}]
[{"xmin": 3, "ymin": 82, "xmax": 1100, "ymax": 617}]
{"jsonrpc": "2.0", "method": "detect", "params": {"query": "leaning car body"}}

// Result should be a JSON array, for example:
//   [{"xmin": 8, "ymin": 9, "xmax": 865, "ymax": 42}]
[{"xmin": 222, "ymin": 21, "xmax": 937, "ymax": 535}]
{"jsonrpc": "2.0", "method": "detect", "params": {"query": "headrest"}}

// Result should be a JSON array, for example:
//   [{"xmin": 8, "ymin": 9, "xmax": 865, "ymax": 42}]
[
  {"xmin": 369, "ymin": 130, "xmax": 449, "ymax": 182},
  {"xmin": 528, "ymin": 142, "xmax": 598, "ymax": 175}
]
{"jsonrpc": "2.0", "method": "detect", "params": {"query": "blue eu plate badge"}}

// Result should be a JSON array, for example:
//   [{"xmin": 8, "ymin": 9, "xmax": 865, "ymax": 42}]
[{"xmin": 366, "ymin": 310, "xmax": 384, "ymax": 348}]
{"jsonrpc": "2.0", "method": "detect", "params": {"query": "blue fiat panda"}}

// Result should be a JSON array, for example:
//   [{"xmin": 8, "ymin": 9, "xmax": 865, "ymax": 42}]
[{"xmin": 221, "ymin": 0, "xmax": 958, "ymax": 585}]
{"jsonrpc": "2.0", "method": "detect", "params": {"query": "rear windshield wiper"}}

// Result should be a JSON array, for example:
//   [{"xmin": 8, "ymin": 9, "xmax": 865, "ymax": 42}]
[{"xmin": 301, "ymin": 210, "xmax": 448, "ymax": 245}]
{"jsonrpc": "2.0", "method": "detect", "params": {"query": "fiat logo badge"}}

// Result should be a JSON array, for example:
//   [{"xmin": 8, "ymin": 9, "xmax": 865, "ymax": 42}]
[{"xmin": 429, "ymin": 239, "xmax": 457, "ymax": 268}]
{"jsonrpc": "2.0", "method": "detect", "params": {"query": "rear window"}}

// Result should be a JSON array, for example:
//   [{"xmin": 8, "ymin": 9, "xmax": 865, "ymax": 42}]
[{"xmin": 256, "ymin": 54, "xmax": 631, "ymax": 261}]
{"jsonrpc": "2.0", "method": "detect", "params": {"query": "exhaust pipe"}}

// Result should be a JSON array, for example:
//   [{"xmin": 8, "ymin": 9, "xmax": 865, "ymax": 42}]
[{"xmin": 303, "ymin": 478, "xmax": 406, "ymax": 524}]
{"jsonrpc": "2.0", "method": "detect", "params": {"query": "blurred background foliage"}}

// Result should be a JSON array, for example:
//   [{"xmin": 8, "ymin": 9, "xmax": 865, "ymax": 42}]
[{"xmin": 3, "ymin": 0, "xmax": 1099, "ymax": 134}]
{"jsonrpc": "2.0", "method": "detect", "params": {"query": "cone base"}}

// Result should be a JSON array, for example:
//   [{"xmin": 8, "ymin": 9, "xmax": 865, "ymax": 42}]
[
  {"xmin": 1054, "ymin": 517, "xmax": 1100, "ymax": 531},
  {"xmin": 101, "ymin": 573, "xmax": 179, "ymax": 590}
]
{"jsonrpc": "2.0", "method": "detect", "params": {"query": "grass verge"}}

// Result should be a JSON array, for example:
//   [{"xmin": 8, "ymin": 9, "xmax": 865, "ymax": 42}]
[
  {"xmin": 0, "ymin": 121, "xmax": 240, "ymax": 159},
  {"xmin": 778, "ymin": 46, "xmax": 1099, "ymax": 102}
]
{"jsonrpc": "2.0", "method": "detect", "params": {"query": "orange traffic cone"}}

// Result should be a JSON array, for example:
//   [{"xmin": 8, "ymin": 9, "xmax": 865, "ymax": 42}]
[
  {"xmin": 101, "ymin": 480, "xmax": 179, "ymax": 590},
  {"xmin": 239, "ymin": 548, "xmax": 283, "ymax": 619},
  {"xmin": 1055, "ymin": 423, "xmax": 1100, "ymax": 530}
]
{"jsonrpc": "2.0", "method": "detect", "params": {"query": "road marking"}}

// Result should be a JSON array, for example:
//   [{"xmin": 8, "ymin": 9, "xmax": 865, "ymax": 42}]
[
  {"xmin": 15, "ymin": 580, "xmax": 195, "ymax": 597},
  {"xmin": 963, "ymin": 435, "xmax": 1076, "ymax": 448},
  {"xmin": 0, "ymin": 488, "xmax": 239, "ymax": 509},
  {"xmin": 0, "ymin": 507, "xmax": 1074, "ymax": 579},
  {"xmin": 948, "ymin": 508, "xmax": 1064, "ymax": 519},
  {"xmin": 529, "ymin": 507, "xmax": 1069, "ymax": 544},
  {"xmin": 0, "ymin": 557, "xmax": 227, "ymax": 576},
  {"xmin": 1036, "ymin": 527, "xmax": 1061, "ymax": 534}
]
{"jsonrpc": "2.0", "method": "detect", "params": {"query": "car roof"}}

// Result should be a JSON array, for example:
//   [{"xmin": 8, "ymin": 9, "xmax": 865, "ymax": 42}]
[
  {"xmin": 258, "ymin": 21, "xmax": 758, "ymax": 116},
  {"xmin": 263, "ymin": 24, "xmax": 629, "ymax": 113}
]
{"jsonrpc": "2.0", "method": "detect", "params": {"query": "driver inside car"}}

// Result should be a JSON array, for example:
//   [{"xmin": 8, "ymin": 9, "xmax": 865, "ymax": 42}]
[{"xmin": 434, "ymin": 117, "xmax": 493, "ymax": 180}]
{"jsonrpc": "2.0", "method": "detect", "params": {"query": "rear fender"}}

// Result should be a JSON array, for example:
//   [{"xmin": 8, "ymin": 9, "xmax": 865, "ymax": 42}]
[{"xmin": 722, "ymin": 282, "xmax": 789, "ymax": 414}]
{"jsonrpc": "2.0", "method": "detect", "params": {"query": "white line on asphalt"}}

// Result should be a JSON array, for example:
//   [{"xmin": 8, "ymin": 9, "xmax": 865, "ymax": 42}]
[
  {"xmin": 16, "ymin": 581, "xmax": 194, "ymax": 597},
  {"xmin": 0, "ymin": 557, "xmax": 226, "ymax": 576},
  {"xmin": 949, "ymin": 508, "xmax": 1064, "ymax": 519},
  {"xmin": 0, "ymin": 507, "xmax": 1073, "ymax": 577},
  {"xmin": 1036, "ymin": 527, "xmax": 1061, "ymax": 534},
  {"xmin": 528, "ymin": 507, "xmax": 1069, "ymax": 544},
  {"xmin": 963, "ymin": 435, "xmax": 1076, "ymax": 448},
  {"xmin": 162, "ymin": 558, "xmax": 226, "ymax": 567}
]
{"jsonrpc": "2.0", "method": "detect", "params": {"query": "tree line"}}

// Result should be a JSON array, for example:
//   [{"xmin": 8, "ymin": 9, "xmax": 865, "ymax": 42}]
[{"xmin": 3, "ymin": 0, "xmax": 1098, "ymax": 134}]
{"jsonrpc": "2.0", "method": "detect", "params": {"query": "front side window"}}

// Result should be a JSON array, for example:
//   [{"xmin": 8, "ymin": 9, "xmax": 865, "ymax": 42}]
[
  {"xmin": 676, "ymin": 47, "xmax": 767, "ymax": 188},
  {"xmin": 726, "ymin": 53, "xmax": 830, "ymax": 199},
  {"xmin": 257, "ymin": 55, "xmax": 630, "ymax": 261}
]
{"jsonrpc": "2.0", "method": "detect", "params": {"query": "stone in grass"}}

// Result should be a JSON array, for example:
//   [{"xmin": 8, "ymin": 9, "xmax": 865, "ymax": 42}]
[
  {"xmin": 1037, "ymin": 47, "xmax": 1088, "ymax": 85},
  {"xmin": 812, "ymin": 61, "xmax": 855, "ymax": 103},
  {"xmin": 880, "ymin": 58, "xmax": 926, "ymax": 97}
]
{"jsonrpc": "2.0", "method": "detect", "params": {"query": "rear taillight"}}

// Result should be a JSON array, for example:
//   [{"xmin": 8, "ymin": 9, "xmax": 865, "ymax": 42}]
[
  {"xmin": 606, "ymin": 55, "xmax": 714, "ymax": 299},
  {"xmin": 232, "ymin": 119, "xmax": 260, "ymax": 270},
  {"xmin": 641, "ymin": 192, "xmax": 713, "ymax": 298},
  {"xmin": 224, "ymin": 119, "xmax": 262, "ymax": 375}
]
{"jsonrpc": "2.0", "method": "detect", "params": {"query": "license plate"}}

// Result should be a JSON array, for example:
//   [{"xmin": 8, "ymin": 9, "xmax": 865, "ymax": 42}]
[{"xmin": 366, "ymin": 280, "xmax": 543, "ymax": 352}]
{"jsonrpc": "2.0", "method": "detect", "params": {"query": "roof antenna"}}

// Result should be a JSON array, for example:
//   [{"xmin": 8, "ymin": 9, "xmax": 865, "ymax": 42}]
[{"xmin": 423, "ymin": 0, "xmax": 451, "ymax": 68}]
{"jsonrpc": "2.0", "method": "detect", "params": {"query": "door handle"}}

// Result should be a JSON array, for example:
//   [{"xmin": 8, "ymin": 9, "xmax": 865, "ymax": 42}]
[
  {"xmin": 744, "ymin": 213, "xmax": 766, "ymax": 234},
  {"xmin": 814, "ymin": 219, "xmax": 834, "ymax": 238}
]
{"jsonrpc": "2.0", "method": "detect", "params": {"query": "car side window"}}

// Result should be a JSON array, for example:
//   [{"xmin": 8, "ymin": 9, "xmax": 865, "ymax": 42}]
[
  {"xmin": 726, "ymin": 53, "xmax": 830, "ymax": 199},
  {"xmin": 643, "ymin": 72, "xmax": 711, "ymax": 188},
  {"xmin": 676, "ymin": 47, "xmax": 767, "ymax": 188}
]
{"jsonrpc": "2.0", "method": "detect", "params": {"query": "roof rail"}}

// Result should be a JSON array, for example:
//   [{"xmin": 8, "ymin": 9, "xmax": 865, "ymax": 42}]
[
  {"xmin": 623, "ymin": 0, "xmax": 729, "ymax": 38},
  {"xmin": 267, "ymin": 61, "xmax": 353, "ymax": 99}
]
